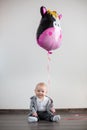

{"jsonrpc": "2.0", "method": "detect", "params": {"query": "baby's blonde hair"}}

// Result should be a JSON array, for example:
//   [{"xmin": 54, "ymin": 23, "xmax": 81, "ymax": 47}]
[
  {"xmin": 35, "ymin": 82, "xmax": 47, "ymax": 90},
  {"xmin": 36, "ymin": 82, "xmax": 47, "ymax": 87}
]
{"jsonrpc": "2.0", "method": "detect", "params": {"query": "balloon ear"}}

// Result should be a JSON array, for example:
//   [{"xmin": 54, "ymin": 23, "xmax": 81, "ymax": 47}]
[
  {"xmin": 58, "ymin": 14, "xmax": 62, "ymax": 20},
  {"xmin": 40, "ymin": 6, "xmax": 47, "ymax": 16}
]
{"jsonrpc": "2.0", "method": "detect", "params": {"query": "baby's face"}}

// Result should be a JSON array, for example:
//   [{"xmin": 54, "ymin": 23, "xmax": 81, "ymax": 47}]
[{"xmin": 35, "ymin": 85, "xmax": 47, "ymax": 99}]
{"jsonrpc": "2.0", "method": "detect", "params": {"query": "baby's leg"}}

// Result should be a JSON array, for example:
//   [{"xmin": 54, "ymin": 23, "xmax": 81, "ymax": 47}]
[
  {"xmin": 40, "ymin": 111, "xmax": 61, "ymax": 122},
  {"xmin": 37, "ymin": 111, "xmax": 53, "ymax": 121}
]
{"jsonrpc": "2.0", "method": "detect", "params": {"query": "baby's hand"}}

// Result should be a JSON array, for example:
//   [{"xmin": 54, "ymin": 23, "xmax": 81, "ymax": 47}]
[
  {"xmin": 50, "ymin": 107, "xmax": 55, "ymax": 113},
  {"xmin": 32, "ymin": 112, "xmax": 38, "ymax": 117}
]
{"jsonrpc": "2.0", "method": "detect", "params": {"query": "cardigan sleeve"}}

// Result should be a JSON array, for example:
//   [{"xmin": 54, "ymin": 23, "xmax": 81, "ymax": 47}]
[{"xmin": 30, "ymin": 96, "xmax": 37, "ymax": 113}]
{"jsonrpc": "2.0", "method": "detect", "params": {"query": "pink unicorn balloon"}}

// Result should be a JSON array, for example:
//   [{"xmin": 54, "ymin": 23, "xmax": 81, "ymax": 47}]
[{"xmin": 36, "ymin": 6, "xmax": 62, "ymax": 53}]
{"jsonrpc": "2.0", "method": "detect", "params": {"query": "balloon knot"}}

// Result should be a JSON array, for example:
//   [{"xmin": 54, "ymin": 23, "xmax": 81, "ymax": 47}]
[{"xmin": 48, "ymin": 51, "xmax": 52, "ymax": 54}]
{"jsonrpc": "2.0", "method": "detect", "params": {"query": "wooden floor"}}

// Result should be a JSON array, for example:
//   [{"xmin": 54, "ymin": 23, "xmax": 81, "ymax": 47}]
[{"xmin": 0, "ymin": 113, "xmax": 87, "ymax": 130}]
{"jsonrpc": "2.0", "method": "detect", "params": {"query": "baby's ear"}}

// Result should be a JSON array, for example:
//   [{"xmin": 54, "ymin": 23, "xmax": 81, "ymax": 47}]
[{"xmin": 34, "ymin": 89, "xmax": 36, "ymax": 93}]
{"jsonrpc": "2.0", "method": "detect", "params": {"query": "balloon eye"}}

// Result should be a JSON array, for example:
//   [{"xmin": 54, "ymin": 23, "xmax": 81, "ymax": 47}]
[
  {"xmin": 53, "ymin": 21, "xmax": 60, "ymax": 27},
  {"xmin": 53, "ymin": 21, "xmax": 57, "ymax": 27}
]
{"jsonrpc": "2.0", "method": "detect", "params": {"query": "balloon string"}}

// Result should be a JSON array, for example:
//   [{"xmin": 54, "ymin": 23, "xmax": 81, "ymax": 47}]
[{"xmin": 47, "ymin": 52, "xmax": 51, "ymax": 87}]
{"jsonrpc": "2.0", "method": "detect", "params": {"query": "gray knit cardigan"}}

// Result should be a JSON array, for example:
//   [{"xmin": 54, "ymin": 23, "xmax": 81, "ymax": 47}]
[{"xmin": 28, "ymin": 96, "xmax": 54, "ymax": 116}]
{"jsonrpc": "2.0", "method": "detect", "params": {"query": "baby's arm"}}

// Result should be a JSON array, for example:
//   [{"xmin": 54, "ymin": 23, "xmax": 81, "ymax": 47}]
[
  {"xmin": 49, "ymin": 98, "xmax": 56, "ymax": 113},
  {"xmin": 30, "ymin": 98, "xmax": 38, "ymax": 117},
  {"xmin": 50, "ymin": 107, "xmax": 55, "ymax": 113},
  {"xmin": 32, "ymin": 112, "xmax": 38, "ymax": 117}
]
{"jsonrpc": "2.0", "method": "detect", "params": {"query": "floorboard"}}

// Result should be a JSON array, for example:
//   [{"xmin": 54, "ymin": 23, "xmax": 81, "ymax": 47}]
[{"xmin": 0, "ymin": 113, "xmax": 87, "ymax": 130}]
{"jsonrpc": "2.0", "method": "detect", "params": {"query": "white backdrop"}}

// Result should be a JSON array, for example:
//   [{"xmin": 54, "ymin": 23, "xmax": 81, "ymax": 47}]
[{"xmin": 0, "ymin": 0, "xmax": 87, "ymax": 109}]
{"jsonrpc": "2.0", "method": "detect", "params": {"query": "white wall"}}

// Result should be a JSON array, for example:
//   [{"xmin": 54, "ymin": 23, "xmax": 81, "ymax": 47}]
[{"xmin": 0, "ymin": 0, "xmax": 87, "ymax": 109}]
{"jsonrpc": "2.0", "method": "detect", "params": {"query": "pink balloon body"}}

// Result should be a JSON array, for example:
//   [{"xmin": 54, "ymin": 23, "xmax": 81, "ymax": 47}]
[{"xmin": 37, "ymin": 27, "xmax": 62, "ymax": 52}]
